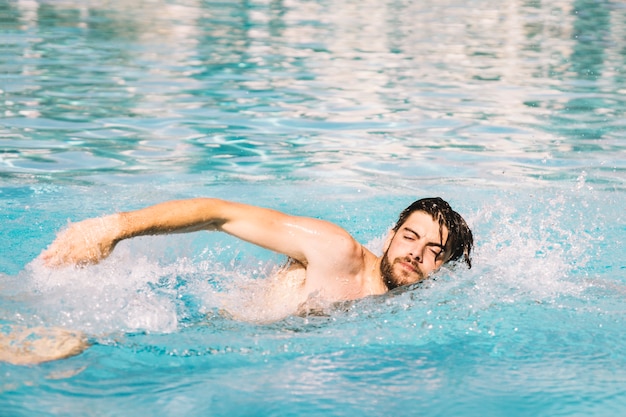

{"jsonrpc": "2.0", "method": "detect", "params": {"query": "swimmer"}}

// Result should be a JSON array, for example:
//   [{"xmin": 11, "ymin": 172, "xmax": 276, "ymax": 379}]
[
  {"xmin": 4, "ymin": 197, "xmax": 473, "ymax": 364},
  {"xmin": 42, "ymin": 197, "xmax": 473, "ymax": 300}
]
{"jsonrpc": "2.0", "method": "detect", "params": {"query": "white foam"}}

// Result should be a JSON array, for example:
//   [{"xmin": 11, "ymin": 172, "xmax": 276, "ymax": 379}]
[
  {"xmin": 15, "ymin": 243, "xmax": 182, "ymax": 335},
  {"xmin": 441, "ymin": 194, "xmax": 594, "ymax": 311},
  {"xmin": 2, "ymin": 191, "xmax": 598, "ymax": 336}
]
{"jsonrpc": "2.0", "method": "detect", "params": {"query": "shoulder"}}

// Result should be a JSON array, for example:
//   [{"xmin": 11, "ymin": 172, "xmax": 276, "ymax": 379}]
[{"xmin": 306, "ymin": 225, "xmax": 368, "ymax": 272}]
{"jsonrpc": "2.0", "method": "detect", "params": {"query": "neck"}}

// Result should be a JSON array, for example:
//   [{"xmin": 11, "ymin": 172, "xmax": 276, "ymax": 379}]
[{"xmin": 367, "ymin": 256, "xmax": 388, "ymax": 295}]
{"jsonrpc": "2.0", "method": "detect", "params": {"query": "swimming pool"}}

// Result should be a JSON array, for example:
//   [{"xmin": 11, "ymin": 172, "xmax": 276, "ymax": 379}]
[{"xmin": 1, "ymin": 0, "xmax": 625, "ymax": 415}]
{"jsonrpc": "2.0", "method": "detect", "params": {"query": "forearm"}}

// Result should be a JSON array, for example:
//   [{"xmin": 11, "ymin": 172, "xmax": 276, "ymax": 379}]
[
  {"xmin": 40, "ymin": 198, "xmax": 230, "ymax": 267},
  {"xmin": 116, "ymin": 198, "xmax": 227, "ymax": 241},
  {"xmin": 41, "ymin": 197, "xmax": 345, "ymax": 269}
]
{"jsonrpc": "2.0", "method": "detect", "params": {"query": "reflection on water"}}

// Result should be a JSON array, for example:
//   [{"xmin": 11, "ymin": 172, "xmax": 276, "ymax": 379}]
[
  {"xmin": 1, "ymin": 0, "xmax": 624, "ymax": 188},
  {"xmin": 1, "ymin": 2, "xmax": 626, "ymax": 416}
]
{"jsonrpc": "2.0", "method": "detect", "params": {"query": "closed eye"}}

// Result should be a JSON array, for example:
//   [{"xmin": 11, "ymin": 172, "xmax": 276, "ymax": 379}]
[
  {"xmin": 402, "ymin": 228, "xmax": 420, "ymax": 241},
  {"xmin": 430, "ymin": 247, "xmax": 444, "ymax": 259}
]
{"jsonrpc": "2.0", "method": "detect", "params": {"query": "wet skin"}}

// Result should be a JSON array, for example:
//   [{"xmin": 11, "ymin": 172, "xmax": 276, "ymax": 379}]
[{"xmin": 380, "ymin": 211, "xmax": 449, "ymax": 290}]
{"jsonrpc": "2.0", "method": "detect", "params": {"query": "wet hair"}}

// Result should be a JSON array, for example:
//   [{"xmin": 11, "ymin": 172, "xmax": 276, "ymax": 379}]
[{"xmin": 393, "ymin": 197, "xmax": 473, "ymax": 268}]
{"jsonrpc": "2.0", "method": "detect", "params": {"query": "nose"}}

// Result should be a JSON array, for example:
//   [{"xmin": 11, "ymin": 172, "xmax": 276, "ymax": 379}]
[{"xmin": 409, "ymin": 244, "xmax": 424, "ymax": 263}]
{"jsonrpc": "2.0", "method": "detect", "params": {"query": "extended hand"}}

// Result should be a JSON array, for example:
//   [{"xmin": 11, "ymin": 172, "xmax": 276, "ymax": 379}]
[{"xmin": 40, "ymin": 214, "xmax": 122, "ymax": 268}]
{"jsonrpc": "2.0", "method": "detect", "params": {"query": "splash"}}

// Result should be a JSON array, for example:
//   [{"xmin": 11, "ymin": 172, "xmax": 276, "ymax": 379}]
[
  {"xmin": 4, "ymin": 243, "xmax": 183, "ymax": 335},
  {"xmin": 0, "ymin": 189, "xmax": 603, "ymax": 341},
  {"xmin": 433, "ymin": 190, "xmax": 597, "ymax": 313}
]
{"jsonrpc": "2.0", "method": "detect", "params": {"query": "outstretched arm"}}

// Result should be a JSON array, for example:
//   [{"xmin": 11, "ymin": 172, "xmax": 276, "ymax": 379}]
[{"xmin": 40, "ymin": 198, "xmax": 361, "ymax": 269}]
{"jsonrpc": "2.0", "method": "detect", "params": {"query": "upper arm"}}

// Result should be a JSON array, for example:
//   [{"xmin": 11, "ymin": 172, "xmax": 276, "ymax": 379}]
[
  {"xmin": 214, "ymin": 200, "xmax": 362, "ymax": 269},
  {"xmin": 119, "ymin": 197, "xmax": 363, "ymax": 272}
]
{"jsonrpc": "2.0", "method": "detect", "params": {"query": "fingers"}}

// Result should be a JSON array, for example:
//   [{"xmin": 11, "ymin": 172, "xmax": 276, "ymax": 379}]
[
  {"xmin": 39, "ymin": 240, "xmax": 67, "ymax": 268},
  {"xmin": 39, "ymin": 216, "xmax": 119, "ymax": 268},
  {"xmin": 39, "ymin": 243, "xmax": 78, "ymax": 268},
  {"xmin": 40, "ymin": 243, "xmax": 104, "ymax": 268},
  {"xmin": 39, "ymin": 225, "xmax": 97, "ymax": 268}
]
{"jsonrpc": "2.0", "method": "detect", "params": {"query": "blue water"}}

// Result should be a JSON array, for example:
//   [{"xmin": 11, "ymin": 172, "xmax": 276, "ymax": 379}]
[{"xmin": 1, "ymin": 0, "xmax": 625, "ymax": 415}]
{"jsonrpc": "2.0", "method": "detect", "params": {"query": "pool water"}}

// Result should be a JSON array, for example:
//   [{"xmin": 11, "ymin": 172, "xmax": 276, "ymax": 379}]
[{"xmin": 1, "ymin": 0, "xmax": 625, "ymax": 415}]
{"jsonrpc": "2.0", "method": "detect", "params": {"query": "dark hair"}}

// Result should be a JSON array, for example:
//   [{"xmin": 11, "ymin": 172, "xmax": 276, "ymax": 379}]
[{"xmin": 393, "ymin": 197, "xmax": 473, "ymax": 268}]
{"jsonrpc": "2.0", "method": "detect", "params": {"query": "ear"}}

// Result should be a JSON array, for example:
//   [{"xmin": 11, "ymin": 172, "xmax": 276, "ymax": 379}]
[{"xmin": 382, "ymin": 229, "xmax": 395, "ymax": 252}]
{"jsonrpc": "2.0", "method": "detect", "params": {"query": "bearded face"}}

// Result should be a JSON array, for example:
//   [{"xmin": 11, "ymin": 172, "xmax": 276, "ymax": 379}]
[
  {"xmin": 379, "ymin": 211, "xmax": 449, "ymax": 290},
  {"xmin": 380, "ymin": 250, "xmax": 425, "ymax": 290}
]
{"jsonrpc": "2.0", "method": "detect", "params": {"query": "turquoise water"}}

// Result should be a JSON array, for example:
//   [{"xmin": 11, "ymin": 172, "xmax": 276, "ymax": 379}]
[{"xmin": 1, "ymin": 0, "xmax": 625, "ymax": 415}]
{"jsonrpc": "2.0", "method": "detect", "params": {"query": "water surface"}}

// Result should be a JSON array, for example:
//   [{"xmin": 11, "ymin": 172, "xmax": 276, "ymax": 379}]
[{"xmin": 1, "ymin": 0, "xmax": 625, "ymax": 416}]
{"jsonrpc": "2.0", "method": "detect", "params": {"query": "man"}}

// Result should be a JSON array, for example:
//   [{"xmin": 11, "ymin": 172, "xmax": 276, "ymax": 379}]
[
  {"xmin": 42, "ymin": 196, "xmax": 473, "ymax": 300},
  {"xmin": 4, "ymin": 196, "xmax": 473, "ymax": 364}
]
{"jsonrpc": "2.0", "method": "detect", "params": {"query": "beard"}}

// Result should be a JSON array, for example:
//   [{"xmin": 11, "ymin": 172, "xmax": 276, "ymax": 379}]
[{"xmin": 380, "ymin": 250, "xmax": 425, "ymax": 290}]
